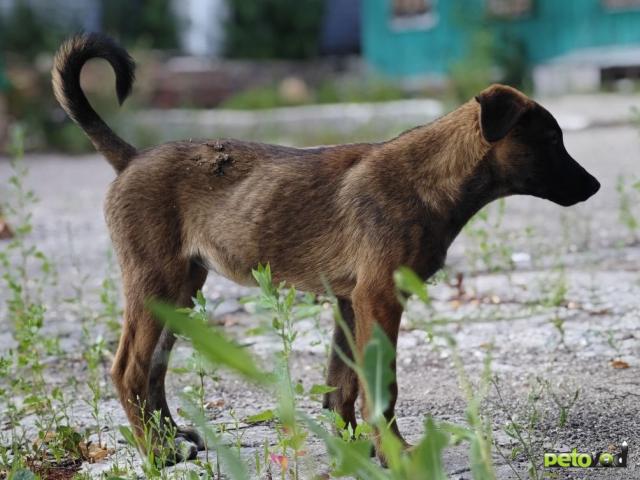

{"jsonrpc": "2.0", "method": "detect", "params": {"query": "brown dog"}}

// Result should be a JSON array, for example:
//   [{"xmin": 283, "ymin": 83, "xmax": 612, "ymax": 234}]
[{"xmin": 52, "ymin": 34, "xmax": 600, "ymax": 462}]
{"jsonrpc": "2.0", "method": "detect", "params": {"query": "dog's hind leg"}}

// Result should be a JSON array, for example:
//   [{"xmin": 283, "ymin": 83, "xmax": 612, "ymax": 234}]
[
  {"xmin": 111, "ymin": 258, "xmax": 207, "ymax": 464},
  {"xmin": 323, "ymin": 298, "xmax": 359, "ymax": 431},
  {"xmin": 148, "ymin": 260, "xmax": 208, "ymax": 451}
]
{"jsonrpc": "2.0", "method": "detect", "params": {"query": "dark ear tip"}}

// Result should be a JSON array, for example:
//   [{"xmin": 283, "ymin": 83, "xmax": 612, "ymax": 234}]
[{"xmin": 474, "ymin": 95, "xmax": 481, "ymax": 103}]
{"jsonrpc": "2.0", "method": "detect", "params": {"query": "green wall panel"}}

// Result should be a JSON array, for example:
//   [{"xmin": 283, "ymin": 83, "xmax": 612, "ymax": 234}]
[{"xmin": 362, "ymin": 0, "xmax": 640, "ymax": 77}]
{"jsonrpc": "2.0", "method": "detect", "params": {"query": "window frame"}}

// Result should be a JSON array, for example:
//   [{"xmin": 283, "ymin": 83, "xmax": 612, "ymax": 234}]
[
  {"xmin": 389, "ymin": 0, "xmax": 438, "ymax": 32},
  {"xmin": 601, "ymin": 0, "xmax": 640, "ymax": 12},
  {"xmin": 486, "ymin": 0, "xmax": 534, "ymax": 20}
]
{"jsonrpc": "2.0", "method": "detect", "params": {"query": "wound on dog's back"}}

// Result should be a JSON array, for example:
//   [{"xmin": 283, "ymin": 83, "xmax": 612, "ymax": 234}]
[{"xmin": 190, "ymin": 141, "xmax": 240, "ymax": 179}]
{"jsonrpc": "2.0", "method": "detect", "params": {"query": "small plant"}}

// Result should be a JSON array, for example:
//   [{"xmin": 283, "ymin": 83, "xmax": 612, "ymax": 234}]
[
  {"xmin": 492, "ymin": 376, "xmax": 580, "ymax": 480},
  {"xmin": 0, "ymin": 127, "xmax": 78, "ymax": 478},
  {"xmin": 99, "ymin": 250, "xmax": 123, "ymax": 338},
  {"xmin": 83, "ymin": 328, "xmax": 108, "ymax": 446},
  {"xmin": 539, "ymin": 267, "xmax": 567, "ymax": 310},
  {"xmin": 0, "ymin": 127, "xmax": 117, "ymax": 478},
  {"xmin": 606, "ymin": 328, "xmax": 619, "ymax": 352},
  {"xmin": 493, "ymin": 376, "xmax": 543, "ymax": 480},
  {"xmin": 463, "ymin": 199, "xmax": 515, "ymax": 273},
  {"xmin": 538, "ymin": 267, "xmax": 570, "ymax": 347},
  {"xmin": 616, "ymin": 175, "xmax": 640, "ymax": 243},
  {"xmin": 547, "ymin": 381, "xmax": 580, "ymax": 430},
  {"xmin": 395, "ymin": 267, "xmax": 497, "ymax": 479},
  {"xmin": 250, "ymin": 263, "xmax": 312, "ymax": 479},
  {"xmin": 118, "ymin": 406, "xmax": 180, "ymax": 476},
  {"xmin": 550, "ymin": 316, "xmax": 566, "ymax": 346},
  {"xmin": 152, "ymin": 301, "xmax": 267, "ymax": 479}
]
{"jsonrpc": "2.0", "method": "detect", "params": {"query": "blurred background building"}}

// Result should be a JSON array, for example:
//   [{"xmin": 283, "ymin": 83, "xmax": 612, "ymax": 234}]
[
  {"xmin": 2, "ymin": 0, "xmax": 640, "ymax": 151},
  {"xmin": 363, "ymin": 0, "xmax": 640, "ymax": 93}
]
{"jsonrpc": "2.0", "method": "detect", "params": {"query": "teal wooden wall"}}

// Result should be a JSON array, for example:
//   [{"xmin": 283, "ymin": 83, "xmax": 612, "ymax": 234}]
[{"xmin": 362, "ymin": 0, "xmax": 640, "ymax": 77}]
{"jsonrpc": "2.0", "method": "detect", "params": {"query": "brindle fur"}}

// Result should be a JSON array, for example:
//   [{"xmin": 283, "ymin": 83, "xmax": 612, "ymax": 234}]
[{"xmin": 52, "ymin": 34, "xmax": 600, "ymax": 463}]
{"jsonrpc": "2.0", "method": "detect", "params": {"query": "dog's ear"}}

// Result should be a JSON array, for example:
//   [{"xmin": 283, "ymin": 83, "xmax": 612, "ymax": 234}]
[{"xmin": 475, "ymin": 84, "xmax": 530, "ymax": 143}]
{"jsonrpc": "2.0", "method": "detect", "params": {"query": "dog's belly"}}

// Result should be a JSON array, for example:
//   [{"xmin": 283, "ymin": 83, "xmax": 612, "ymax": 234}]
[
  {"xmin": 192, "ymin": 235, "xmax": 356, "ymax": 296},
  {"xmin": 193, "ymin": 242, "xmax": 257, "ymax": 287}
]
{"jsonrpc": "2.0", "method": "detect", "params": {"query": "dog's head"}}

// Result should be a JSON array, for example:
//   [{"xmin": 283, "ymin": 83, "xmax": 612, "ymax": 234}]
[{"xmin": 475, "ymin": 84, "xmax": 600, "ymax": 206}]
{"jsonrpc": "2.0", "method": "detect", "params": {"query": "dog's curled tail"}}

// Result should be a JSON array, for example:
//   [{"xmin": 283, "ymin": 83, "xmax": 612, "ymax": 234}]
[{"xmin": 52, "ymin": 33, "xmax": 136, "ymax": 173}]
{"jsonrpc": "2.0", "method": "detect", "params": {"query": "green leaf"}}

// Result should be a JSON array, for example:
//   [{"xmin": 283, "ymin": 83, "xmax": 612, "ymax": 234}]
[
  {"xmin": 408, "ymin": 417, "xmax": 449, "ymax": 480},
  {"xmin": 378, "ymin": 425, "xmax": 404, "ymax": 471},
  {"xmin": 151, "ymin": 302, "xmax": 266, "ymax": 383},
  {"xmin": 299, "ymin": 412, "xmax": 388, "ymax": 480},
  {"xmin": 252, "ymin": 263, "xmax": 277, "ymax": 302},
  {"xmin": 442, "ymin": 421, "xmax": 495, "ymax": 479},
  {"xmin": 469, "ymin": 435, "xmax": 495, "ymax": 480},
  {"xmin": 284, "ymin": 287, "xmax": 296, "ymax": 311},
  {"xmin": 244, "ymin": 409, "xmax": 275, "ymax": 424},
  {"xmin": 440, "ymin": 422, "xmax": 474, "ymax": 445},
  {"xmin": 118, "ymin": 425, "xmax": 137, "ymax": 447},
  {"xmin": 362, "ymin": 325, "xmax": 396, "ymax": 422},
  {"xmin": 354, "ymin": 422, "xmax": 372, "ymax": 440},
  {"xmin": 293, "ymin": 304, "xmax": 322, "ymax": 320},
  {"xmin": 394, "ymin": 266, "xmax": 430, "ymax": 304},
  {"xmin": 309, "ymin": 384, "xmax": 337, "ymax": 395},
  {"xmin": 195, "ymin": 289, "xmax": 206, "ymax": 308}
]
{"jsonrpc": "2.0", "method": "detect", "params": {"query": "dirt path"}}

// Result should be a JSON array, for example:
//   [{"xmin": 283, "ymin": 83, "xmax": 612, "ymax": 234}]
[{"xmin": 1, "ymin": 123, "xmax": 639, "ymax": 479}]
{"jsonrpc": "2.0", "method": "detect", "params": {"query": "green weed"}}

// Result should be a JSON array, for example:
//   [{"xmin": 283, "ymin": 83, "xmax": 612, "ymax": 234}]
[
  {"xmin": 153, "ymin": 265, "xmax": 506, "ymax": 479},
  {"xmin": 463, "ymin": 199, "xmax": 515, "ymax": 273},
  {"xmin": 492, "ymin": 377, "xmax": 579, "ymax": 480},
  {"xmin": 616, "ymin": 175, "xmax": 640, "ymax": 243},
  {"xmin": 0, "ymin": 127, "xmax": 78, "ymax": 478}
]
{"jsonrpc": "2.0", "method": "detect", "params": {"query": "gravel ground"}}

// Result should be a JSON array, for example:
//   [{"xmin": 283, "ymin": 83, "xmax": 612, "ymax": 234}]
[{"xmin": 1, "ymin": 118, "xmax": 639, "ymax": 479}]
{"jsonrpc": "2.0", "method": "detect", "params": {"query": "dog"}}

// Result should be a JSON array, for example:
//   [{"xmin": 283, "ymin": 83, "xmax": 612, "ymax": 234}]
[{"xmin": 52, "ymin": 33, "xmax": 600, "ymax": 463}]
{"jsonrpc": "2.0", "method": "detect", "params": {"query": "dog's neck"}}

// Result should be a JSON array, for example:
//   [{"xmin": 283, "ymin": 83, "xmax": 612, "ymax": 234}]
[
  {"xmin": 386, "ymin": 100, "xmax": 492, "ymax": 213},
  {"xmin": 373, "ymin": 100, "xmax": 506, "ymax": 249},
  {"xmin": 443, "ymin": 154, "xmax": 506, "ymax": 243}
]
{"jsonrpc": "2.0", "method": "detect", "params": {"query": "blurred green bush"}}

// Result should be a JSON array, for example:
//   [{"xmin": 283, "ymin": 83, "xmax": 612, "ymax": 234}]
[
  {"xmin": 221, "ymin": 78, "xmax": 406, "ymax": 110},
  {"xmin": 100, "ymin": 0, "xmax": 180, "ymax": 50},
  {"xmin": 0, "ymin": 1, "xmax": 68, "ymax": 60},
  {"xmin": 225, "ymin": 0, "xmax": 324, "ymax": 59},
  {"xmin": 0, "ymin": 0, "xmax": 180, "ymax": 57},
  {"xmin": 449, "ymin": 27, "xmax": 531, "ymax": 103},
  {"xmin": 0, "ymin": 0, "xmax": 180, "ymax": 153}
]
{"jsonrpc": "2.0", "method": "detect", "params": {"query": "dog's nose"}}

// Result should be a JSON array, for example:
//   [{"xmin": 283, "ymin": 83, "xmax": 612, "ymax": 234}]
[{"xmin": 587, "ymin": 175, "xmax": 600, "ymax": 196}]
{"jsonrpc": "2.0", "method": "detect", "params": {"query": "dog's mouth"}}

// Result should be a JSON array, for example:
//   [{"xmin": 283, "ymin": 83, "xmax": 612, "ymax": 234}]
[{"xmin": 547, "ymin": 174, "xmax": 600, "ymax": 207}]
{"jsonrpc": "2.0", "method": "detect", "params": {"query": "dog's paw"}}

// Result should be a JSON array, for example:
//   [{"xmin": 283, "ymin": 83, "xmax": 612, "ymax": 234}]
[
  {"xmin": 174, "ymin": 436, "xmax": 199, "ymax": 461},
  {"xmin": 153, "ymin": 436, "xmax": 199, "ymax": 467},
  {"xmin": 177, "ymin": 426, "xmax": 206, "ymax": 451},
  {"xmin": 372, "ymin": 429, "xmax": 412, "ymax": 467}
]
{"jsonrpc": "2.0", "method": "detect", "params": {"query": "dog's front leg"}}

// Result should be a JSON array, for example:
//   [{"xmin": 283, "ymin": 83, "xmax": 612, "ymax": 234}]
[
  {"xmin": 351, "ymin": 278, "xmax": 408, "ymax": 460},
  {"xmin": 323, "ymin": 297, "xmax": 359, "ymax": 431}
]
